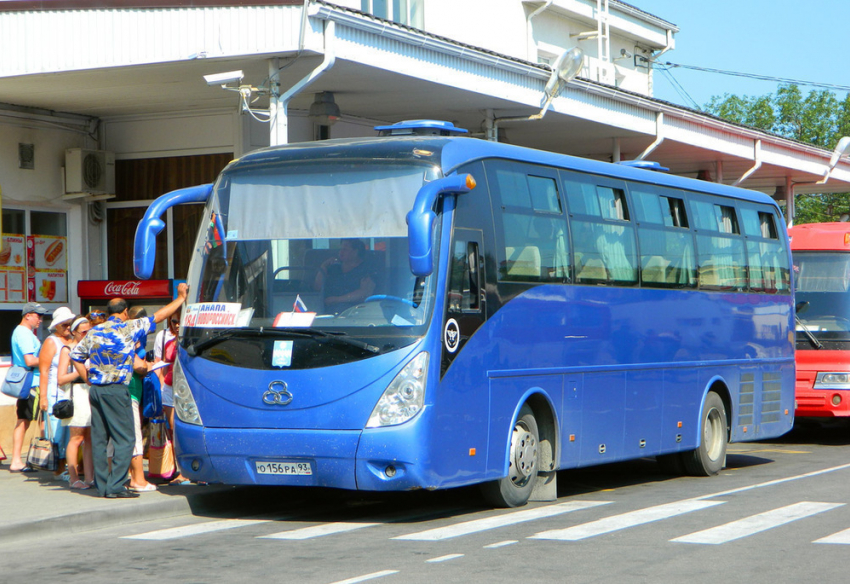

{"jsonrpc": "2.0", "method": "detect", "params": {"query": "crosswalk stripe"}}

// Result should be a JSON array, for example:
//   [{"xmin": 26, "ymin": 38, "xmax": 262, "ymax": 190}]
[
  {"xmin": 122, "ymin": 519, "xmax": 272, "ymax": 541},
  {"xmin": 259, "ymin": 521, "xmax": 381, "ymax": 540},
  {"xmin": 328, "ymin": 570, "xmax": 399, "ymax": 584},
  {"xmin": 814, "ymin": 527, "xmax": 850, "ymax": 545},
  {"xmin": 672, "ymin": 501, "xmax": 844, "ymax": 545},
  {"xmin": 392, "ymin": 500, "xmax": 611, "ymax": 541},
  {"xmin": 529, "ymin": 500, "xmax": 723, "ymax": 541}
]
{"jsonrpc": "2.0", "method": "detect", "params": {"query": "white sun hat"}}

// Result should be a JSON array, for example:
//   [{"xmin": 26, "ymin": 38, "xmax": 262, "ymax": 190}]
[{"xmin": 49, "ymin": 306, "xmax": 76, "ymax": 330}]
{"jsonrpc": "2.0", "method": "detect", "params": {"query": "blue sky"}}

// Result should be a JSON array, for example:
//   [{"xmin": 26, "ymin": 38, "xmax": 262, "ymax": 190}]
[{"xmin": 632, "ymin": 0, "xmax": 850, "ymax": 109}]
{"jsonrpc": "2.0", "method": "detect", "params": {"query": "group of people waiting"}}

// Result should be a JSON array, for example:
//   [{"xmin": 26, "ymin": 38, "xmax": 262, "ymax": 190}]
[{"xmin": 6, "ymin": 283, "xmax": 189, "ymax": 498}]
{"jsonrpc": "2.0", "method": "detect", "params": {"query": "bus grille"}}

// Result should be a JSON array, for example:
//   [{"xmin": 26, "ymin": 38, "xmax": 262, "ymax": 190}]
[
  {"xmin": 739, "ymin": 373, "xmax": 755, "ymax": 426},
  {"xmin": 761, "ymin": 372, "xmax": 783, "ymax": 423}
]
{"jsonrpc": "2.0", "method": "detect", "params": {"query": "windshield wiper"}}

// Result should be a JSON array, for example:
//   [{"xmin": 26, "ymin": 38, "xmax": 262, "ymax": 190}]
[
  {"xmin": 795, "ymin": 316, "xmax": 824, "ymax": 350},
  {"xmin": 187, "ymin": 327, "xmax": 380, "ymax": 356}
]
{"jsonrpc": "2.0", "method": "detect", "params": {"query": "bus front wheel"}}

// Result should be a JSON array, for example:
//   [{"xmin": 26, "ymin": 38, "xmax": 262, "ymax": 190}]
[
  {"xmin": 480, "ymin": 404, "xmax": 539, "ymax": 508},
  {"xmin": 682, "ymin": 391, "xmax": 727, "ymax": 476}
]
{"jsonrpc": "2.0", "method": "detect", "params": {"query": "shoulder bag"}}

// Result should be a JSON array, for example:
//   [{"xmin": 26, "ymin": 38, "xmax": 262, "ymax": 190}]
[
  {"xmin": 52, "ymin": 346, "xmax": 75, "ymax": 419},
  {"xmin": 1, "ymin": 366, "xmax": 34, "ymax": 400}
]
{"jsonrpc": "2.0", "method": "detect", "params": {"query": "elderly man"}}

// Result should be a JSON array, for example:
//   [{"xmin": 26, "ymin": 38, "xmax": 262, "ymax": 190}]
[
  {"xmin": 8, "ymin": 302, "xmax": 49, "ymax": 473},
  {"xmin": 71, "ymin": 283, "xmax": 188, "ymax": 498}
]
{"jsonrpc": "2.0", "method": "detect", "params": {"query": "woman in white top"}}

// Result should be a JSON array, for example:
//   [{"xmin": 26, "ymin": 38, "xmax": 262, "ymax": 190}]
[
  {"xmin": 57, "ymin": 316, "xmax": 94, "ymax": 489},
  {"xmin": 38, "ymin": 306, "xmax": 75, "ymax": 480}
]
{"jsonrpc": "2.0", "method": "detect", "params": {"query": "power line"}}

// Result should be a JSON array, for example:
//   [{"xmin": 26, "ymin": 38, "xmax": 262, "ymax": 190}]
[
  {"xmin": 658, "ymin": 62, "xmax": 850, "ymax": 93},
  {"xmin": 657, "ymin": 67, "xmax": 702, "ymax": 110}
]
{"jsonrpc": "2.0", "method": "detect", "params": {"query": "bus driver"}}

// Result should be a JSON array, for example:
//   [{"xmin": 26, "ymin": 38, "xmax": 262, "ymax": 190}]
[{"xmin": 313, "ymin": 238, "xmax": 377, "ymax": 313}]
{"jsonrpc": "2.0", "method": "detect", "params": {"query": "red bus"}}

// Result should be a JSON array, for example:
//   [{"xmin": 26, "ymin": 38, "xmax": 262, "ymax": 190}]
[{"xmin": 789, "ymin": 223, "xmax": 850, "ymax": 417}]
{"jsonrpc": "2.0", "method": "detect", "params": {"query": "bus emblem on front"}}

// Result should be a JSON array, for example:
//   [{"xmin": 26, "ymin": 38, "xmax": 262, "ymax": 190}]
[{"xmin": 263, "ymin": 381, "xmax": 293, "ymax": 406}]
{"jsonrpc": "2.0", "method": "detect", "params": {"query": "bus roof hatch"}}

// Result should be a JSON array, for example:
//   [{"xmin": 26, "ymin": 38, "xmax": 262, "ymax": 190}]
[{"xmin": 374, "ymin": 120, "xmax": 469, "ymax": 137}]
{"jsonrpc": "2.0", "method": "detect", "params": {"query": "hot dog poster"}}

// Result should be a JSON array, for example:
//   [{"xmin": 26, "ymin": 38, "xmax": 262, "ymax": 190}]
[
  {"xmin": 27, "ymin": 235, "xmax": 68, "ymax": 302},
  {"xmin": 0, "ymin": 236, "xmax": 27, "ymax": 302}
]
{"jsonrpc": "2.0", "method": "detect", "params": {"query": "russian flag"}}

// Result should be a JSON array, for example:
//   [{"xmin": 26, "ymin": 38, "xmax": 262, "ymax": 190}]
[{"xmin": 293, "ymin": 294, "xmax": 308, "ymax": 313}]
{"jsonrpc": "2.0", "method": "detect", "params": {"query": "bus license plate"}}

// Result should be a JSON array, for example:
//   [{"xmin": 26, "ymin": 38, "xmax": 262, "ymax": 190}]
[{"xmin": 255, "ymin": 461, "xmax": 313, "ymax": 476}]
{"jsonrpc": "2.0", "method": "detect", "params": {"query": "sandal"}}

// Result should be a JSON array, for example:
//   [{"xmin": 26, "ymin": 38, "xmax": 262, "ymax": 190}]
[
  {"xmin": 129, "ymin": 483, "xmax": 157, "ymax": 492},
  {"xmin": 70, "ymin": 480, "xmax": 90, "ymax": 490}
]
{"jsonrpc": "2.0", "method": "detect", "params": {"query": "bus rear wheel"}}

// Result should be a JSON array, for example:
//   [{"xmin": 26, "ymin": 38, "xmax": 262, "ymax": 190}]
[
  {"xmin": 682, "ymin": 391, "xmax": 727, "ymax": 476},
  {"xmin": 480, "ymin": 404, "xmax": 539, "ymax": 508}
]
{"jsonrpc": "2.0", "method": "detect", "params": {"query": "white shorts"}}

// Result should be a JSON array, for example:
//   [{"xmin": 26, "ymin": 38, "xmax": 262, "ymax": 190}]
[
  {"xmin": 132, "ymin": 401, "xmax": 143, "ymax": 457},
  {"xmin": 161, "ymin": 383, "xmax": 174, "ymax": 408}
]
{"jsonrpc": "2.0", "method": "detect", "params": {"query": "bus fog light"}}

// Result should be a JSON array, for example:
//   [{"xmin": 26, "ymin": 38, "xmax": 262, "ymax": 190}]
[
  {"xmin": 173, "ymin": 359, "xmax": 203, "ymax": 426},
  {"xmin": 833, "ymin": 394, "xmax": 842, "ymax": 406},
  {"xmin": 385, "ymin": 465, "xmax": 397, "ymax": 477},
  {"xmin": 366, "ymin": 352, "xmax": 428, "ymax": 428},
  {"xmin": 191, "ymin": 459, "xmax": 201, "ymax": 472}
]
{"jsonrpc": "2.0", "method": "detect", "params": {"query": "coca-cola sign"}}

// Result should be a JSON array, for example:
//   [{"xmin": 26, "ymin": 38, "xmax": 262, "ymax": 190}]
[{"xmin": 77, "ymin": 280, "xmax": 173, "ymax": 299}]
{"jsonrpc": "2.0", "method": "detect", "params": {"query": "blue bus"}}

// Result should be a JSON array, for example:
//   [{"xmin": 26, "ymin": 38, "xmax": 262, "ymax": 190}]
[{"xmin": 135, "ymin": 120, "xmax": 795, "ymax": 507}]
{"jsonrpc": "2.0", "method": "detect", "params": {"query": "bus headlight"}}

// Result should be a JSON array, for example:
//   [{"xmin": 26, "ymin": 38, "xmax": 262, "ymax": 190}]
[
  {"xmin": 814, "ymin": 372, "xmax": 850, "ymax": 389},
  {"xmin": 366, "ymin": 352, "xmax": 428, "ymax": 428},
  {"xmin": 173, "ymin": 358, "xmax": 203, "ymax": 426}
]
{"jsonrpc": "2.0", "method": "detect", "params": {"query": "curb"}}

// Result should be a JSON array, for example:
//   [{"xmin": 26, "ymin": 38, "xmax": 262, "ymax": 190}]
[{"xmin": 0, "ymin": 485, "xmax": 255, "ymax": 545}]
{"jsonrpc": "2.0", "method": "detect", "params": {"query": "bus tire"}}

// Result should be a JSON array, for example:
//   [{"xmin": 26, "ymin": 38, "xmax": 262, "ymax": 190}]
[
  {"xmin": 656, "ymin": 452, "xmax": 685, "ymax": 475},
  {"xmin": 480, "ymin": 404, "xmax": 539, "ymax": 508},
  {"xmin": 682, "ymin": 391, "xmax": 727, "ymax": 476}
]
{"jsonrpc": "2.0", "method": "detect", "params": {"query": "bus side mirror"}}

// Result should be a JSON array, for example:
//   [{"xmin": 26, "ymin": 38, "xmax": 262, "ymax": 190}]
[
  {"xmin": 134, "ymin": 184, "xmax": 214, "ymax": 279},
  {"xmin": 407, "ymin": 174, "xmax": 476, "ymax": 277}
]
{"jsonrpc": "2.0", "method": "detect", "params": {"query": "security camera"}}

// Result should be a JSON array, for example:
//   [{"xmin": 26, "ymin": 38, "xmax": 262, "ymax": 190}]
[{"xmin": 203, "ymin": 70, "xmax": 244, "ymax": 86}]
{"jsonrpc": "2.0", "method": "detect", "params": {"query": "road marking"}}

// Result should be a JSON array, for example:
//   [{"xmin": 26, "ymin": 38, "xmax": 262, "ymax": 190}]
[
  {"xmin": 392, "ymin": 500, "xmax": 611, "ymax": 541},
  {"xmin": 122, "ymin": 518, "xmax": 271, "ymax": 540},
  {"xmin": 814, "ymin": 527, "xmax": 850, "ymax": 545},
  {"xmin": 484, "ymin": 540, "xmax": 518, "ymax": 548},
  {"xmin": 696, "ymin": 462, "xmax": 850, "ymax": 500},
  {"xmin": 259, "ymin": 521, "xmax": 380, "ymax": 540},
  {"xmin": 672, "ymin": 502, "xmax": 844, "ymax": 545},
  {"xmin": 426, "ymin": 554, "xmax": 464, "ymax": 563},
  {"xmin": 328, "ymin": 570, "xmax": 399, "ymax": 584},
  {"xmin": 529, "ymin": 500, "xmax": 723, "ymax": 541}
]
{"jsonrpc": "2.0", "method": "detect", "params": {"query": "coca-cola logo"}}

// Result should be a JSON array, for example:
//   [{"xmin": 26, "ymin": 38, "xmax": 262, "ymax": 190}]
[{"xmin": 103, "ymin": 281, "xmax": 142, "ymax": 296}]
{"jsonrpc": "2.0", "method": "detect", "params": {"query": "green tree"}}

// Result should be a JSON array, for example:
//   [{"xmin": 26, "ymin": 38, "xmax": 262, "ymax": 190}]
[{"xmin": 705, "ymin": 84, "xmax": 850, "ymax": 224}]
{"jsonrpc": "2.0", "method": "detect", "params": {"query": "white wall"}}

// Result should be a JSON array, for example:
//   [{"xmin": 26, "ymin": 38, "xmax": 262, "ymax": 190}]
[{"xmin": 0, "ymin": 115, "xmax": 89, "ymax": 313}]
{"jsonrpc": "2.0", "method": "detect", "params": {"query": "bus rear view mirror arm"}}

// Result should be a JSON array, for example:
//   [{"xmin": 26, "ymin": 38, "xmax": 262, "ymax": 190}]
[
  {"xmin": 134, "ymin": 184, "xmax": 214, "ymax": 280},
  {"xmin": 407, "ymin": 174, "xmax": 476, "ymax": 277}
]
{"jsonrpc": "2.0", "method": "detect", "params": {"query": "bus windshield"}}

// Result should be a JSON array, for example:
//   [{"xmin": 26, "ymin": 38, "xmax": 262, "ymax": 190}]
[
  {"xmin": 185, "ymin": 159, "xmax": 443, "ymax": 367},
  {"xmin": 794, "ymin": 251, "xmax": 850, "ymax": 343}
]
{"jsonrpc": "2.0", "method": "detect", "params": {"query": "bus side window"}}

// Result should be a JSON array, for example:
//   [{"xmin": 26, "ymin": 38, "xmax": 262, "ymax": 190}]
[
  {"xmin": 631, "ymin": 187, "xmax": 696, "ymax": 289},
  {"xmin": 563, "ymin": 174, "xmax": 637, "ymax": 286},
  {"xmin": 740, "ymin": 206, "xmax": 790, "ymax": 294},
  {"xmin": 690, "ymin": 198, "xmax": 746, "ymax": 291},
  {"xmin": 488, "ymin": 162, "xmax": 570, "ymax": 284}
]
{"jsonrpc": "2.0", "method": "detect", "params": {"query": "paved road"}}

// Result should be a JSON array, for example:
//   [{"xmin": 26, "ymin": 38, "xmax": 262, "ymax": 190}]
[{"xmin": 6, "ymin": 420, "xmax": 850, "ymax": 584}]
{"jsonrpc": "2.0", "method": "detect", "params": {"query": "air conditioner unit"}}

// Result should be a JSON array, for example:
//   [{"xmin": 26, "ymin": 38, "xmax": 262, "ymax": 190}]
[{"xmin": 65, "ymin": 149, "xmax": 115, "ymax": 195}]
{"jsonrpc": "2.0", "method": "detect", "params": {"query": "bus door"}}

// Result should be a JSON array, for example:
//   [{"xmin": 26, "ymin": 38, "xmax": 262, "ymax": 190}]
[{"xmin": 442, "ymin": 228, "xmax": 485, "ymax": 374}]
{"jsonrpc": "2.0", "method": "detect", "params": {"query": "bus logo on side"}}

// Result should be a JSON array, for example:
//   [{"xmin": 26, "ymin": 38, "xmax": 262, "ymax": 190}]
[
  {"xmin": 263, "ymin": 381, "xmax": 293, "ymax": 406},
  {"xmin": 445, "ymin": 318, "xmax": 460, "ymax": 353}
]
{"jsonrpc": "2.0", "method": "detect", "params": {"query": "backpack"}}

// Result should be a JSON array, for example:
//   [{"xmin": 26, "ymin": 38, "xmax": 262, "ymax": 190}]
[{"xmin": 142, "ymin": 370, "xmax": 163, "ymax": 419}]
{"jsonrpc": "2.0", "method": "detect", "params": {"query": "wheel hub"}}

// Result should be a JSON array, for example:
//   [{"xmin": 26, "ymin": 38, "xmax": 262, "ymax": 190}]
[{"xmin": 509, "ymin": 424, "xmax": 537, "ymax": 484}]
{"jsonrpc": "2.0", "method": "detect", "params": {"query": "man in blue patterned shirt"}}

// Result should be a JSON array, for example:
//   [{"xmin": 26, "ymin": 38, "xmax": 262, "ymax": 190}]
[{"xmin": 71, "ymin": 283, "xmax": 188, "ymax": 498}]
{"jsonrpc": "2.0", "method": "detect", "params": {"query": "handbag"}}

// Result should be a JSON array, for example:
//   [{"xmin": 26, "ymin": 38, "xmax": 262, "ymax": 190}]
[
  {"xmin": 1, "ymin": 365, "xmax": 34, "ymax": 399},
  {"xmin": 52, "ymin": 384, "xmax": 74, "ymax": 420},
  {"xmin": 147, "ymin": 419, "xmax": 176, "ymax": 480},
  {"xmin": 26, "ymin": 413, "xmax": 58, "ymax": 472}
]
